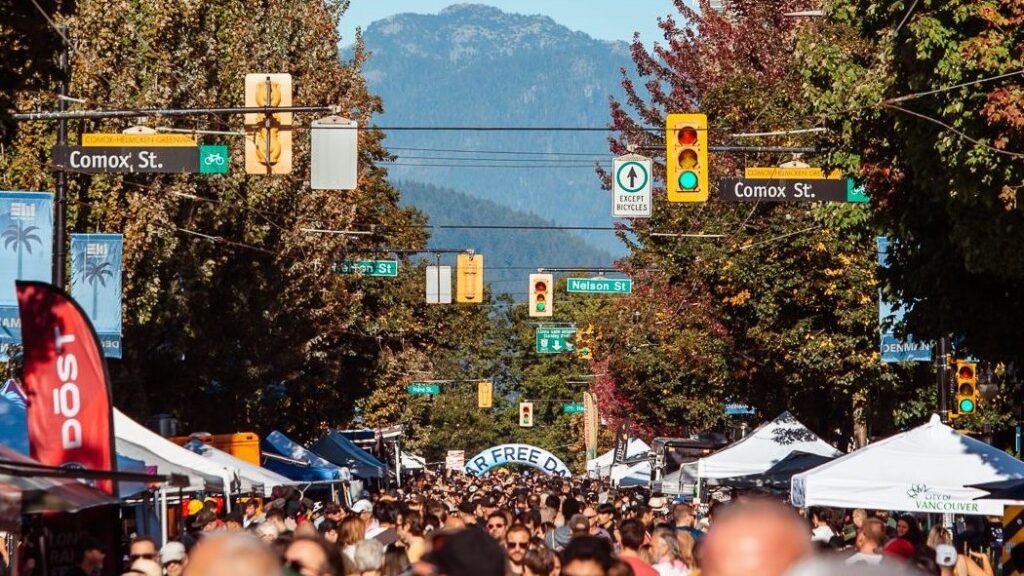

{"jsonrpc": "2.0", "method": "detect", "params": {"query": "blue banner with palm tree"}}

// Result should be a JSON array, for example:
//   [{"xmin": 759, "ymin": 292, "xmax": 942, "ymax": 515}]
[
  {"xmin": 0, "ymin": 191, "xmax": 53, "ymax": 359},
  {"xmin": 70, "ymin": 234, "xmax": 123, "ymax": 358}
]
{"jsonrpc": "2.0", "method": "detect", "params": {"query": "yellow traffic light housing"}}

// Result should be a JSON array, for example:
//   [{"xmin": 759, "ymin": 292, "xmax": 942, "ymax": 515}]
[
  {"xmin": 245, "ymin": 73, "xmax": 293, "ymax": 174},
  {"xmin": 529, "ymin": 273, "xmax": 553, "ymax": 318},
  {"xmin": 665, "ymin": 113, "xmax": 709, "ymax": 202},
  {"xmin": 954, "ymin": 360, "xmax": 979, "ymax": 414},
  {"xmin": 477, "ymin": 381, "xmax": 493, "ymax": 408},
  {"xmin": 456, "ymin": 253, "xmax": 484, "ymax": 303},
  {"xmin": 519, "ymin": 401, "xmax": 534, "ymax": 427}
]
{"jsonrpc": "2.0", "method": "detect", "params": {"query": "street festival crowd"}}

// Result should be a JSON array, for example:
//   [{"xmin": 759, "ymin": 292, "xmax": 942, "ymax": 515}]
[{"xmin": 72, "ymin": 471, "xmax": 1017, "ymax": 576}]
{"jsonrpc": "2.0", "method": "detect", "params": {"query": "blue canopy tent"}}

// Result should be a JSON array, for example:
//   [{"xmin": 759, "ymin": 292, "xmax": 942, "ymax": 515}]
[
  {"xmin": 311, "ymin": 431, "xmax": 386, "ymax": 479},
  {"xmin": 261, "ymin": 431, "xmax": 349, "ymax": 482}
]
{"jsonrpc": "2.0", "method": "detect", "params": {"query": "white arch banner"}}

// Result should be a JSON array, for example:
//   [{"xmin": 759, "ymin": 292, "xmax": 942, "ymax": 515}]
[{"xmin": 464, "ymin": 443, "xmax": 570, "ymax": 477}]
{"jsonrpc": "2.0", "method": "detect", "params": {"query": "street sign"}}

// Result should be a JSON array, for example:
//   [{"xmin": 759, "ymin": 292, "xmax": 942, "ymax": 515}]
[
  {"xmin": 426, "ymin": 265, "xmax": 452, "ymax": 304},
  {"xmin": 199, "ymin": 145, "xmax": 229, "ymax": 174},
  {"xmin": 718, "ymin": 178, "xmax": 865, "ymax": 203},
  {"xmin": 612, "ymin": 155, "xmax": 652, "ymax": 218},
  {"xmin": 725, "ymin": 403, "xmax": 755, "ymax": 416},
  {"xmin": 536, "ymin": 326, "xmax": 576, "ymax": 354},
  {"xmin": 53, "ymin": 146, "xmax": 203, "ymax": 174},
  {"xmin": 336, "ymin": 260, "xmax": 399, "ymax": 277},
  {"xmin": 407, "ymin": 383, "xmax": 440, "ymax": 395},
  {"xmin": 82, "ymin": 133, "xmax": 197, "ymax": 147},
  {"xmin": 566, "ymin": 277, "xmax": 632, "ymax": 295},
  {"xmin": 562, "ymin": 403, "xmax": 585, "ymax": 414}
]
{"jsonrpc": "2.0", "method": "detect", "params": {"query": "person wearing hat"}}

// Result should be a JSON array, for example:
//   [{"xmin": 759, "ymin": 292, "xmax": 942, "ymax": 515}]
[
  {"xmin": 160, "ymin": 542, "xmax": 188, "ymax": 576},
  {"xmin": 350, "ymin": 498, "xmax": 374, "ymax": 531},
  {"xmin": 66, "ymin": 535, "xmax": 105, "ymax": 576},
  {"xmin": 456, "ymin": 499, "xmax": 478, "ymax": 526}
]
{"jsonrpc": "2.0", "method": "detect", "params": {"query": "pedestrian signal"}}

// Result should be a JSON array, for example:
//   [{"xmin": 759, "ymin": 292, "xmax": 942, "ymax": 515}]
[
  {"xmin": 519, "ymin": 402, "xmax": 534, "ymax": 427},
  {"xmin": 954, "ymin": 360, "xmax": 979, "ymax": 414},
  {"xmin": 529, "ymin": 273, "xmax": 553, "ymax": 318},
  {"xmin": 457, "ymin": 253, "xmax": 484, "ymax": 303},
  {"xmin": 245, "ymin": 73, "xmax": 293, "ymax": 174},
  {"xmin": 665, "ymin": 113, "xmax": 708, "ymax": 203},
  {"xmin": 478, "ymin": 381, "xmax": 493, "ymax": 408}
]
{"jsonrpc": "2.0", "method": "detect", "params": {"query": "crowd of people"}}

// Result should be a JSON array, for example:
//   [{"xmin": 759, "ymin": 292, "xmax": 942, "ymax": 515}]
[{"xmin": 95, "ymin": 471, "xmax": 1015, "ymax": 576}]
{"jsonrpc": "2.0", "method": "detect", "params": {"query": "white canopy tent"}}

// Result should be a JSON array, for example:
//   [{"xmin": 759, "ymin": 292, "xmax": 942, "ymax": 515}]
[
  {"xmin": 586, "ymin": 438, "xmax": 650, "ymax": 478},
  {"xmin": 697, "ymin": 412, "xmax": 841, "ymax": 483},
  {"xmin": 612, "ymin": 462, "xmax": 651, "ymax": 487},
  {"xmin": 184, "ymin": 440, "xmax": 291, "ymax": 496},
  {"xmin": 792, "ymin": 414, "xmax": 1024, "ymax": 516},
  {"xmin": 114, "ymin": 409, "xmax": 235, "ymax": 494},
  {"xmin": 401, "ymin": 452, "xmax": 426, "ymax": 470}
]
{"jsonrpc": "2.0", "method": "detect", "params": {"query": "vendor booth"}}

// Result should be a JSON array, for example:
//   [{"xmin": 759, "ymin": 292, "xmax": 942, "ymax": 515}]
[
  {"xmin": 183, "ymin": 439, "xmax": 291, "ymax": 496},
  {"xmin": 311, "ymin": 430, "xmax": 386, "ymax": 478},
  {"xmin": 792, "ymin": 414, "xmax": 1024, "ymax": 515},
  {"xmin": 587, "ymin": 438, "xmax": 650, "ymax": 479},
  {"xmin": 697, "ymin": 411, "xmax": 841, "ymax": 485},
  {"xmin": 261, "ymin": 431, "xmax": 350, "ymax": 481}
]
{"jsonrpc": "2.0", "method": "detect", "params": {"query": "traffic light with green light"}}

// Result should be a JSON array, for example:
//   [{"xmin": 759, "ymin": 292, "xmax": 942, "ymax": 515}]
[
  {"xmin": 529, "ymin": 273, "xmax": 553, "ymax": 318},
  {"xmin": 665, "ymin": 113, "xmax": 709, "ymax": 203},
  {"xmin": 954, "ymin": 360, "xmax": 979, "ymax": 414}
]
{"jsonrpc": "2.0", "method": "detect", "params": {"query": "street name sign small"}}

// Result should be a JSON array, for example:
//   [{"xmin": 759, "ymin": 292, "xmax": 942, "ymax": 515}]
[
  {"xmin": 536, "ymin": 326, "xmax": 576, "ymax": 354},
  {"xmin": 562, "ymin": 403, "xmax": 585, "ymax": 414},
  {"xmin": 566, "ymin": 277, "xmax": 632, "ymax": 295},
  {"xmin": 335, "ymin": 260, "xmax": 399, "ymax": 277},
  {"xmin": 744, "ymin": 167, "xmax": 842, "ymax": 179},
  {"xmin": 719, "ymin": 178, "xmax": 866, "ymax": 203},
  {"xmin": 407, "ymin": 383, "xmax": 440, "ymax": 395},
  {"xmin": 82, "ymin": 132, "xmax": 198, "ymax": 147},
  {"xmin": 612, "ymin": 155, "xmax": 652, "ymax": 218}
]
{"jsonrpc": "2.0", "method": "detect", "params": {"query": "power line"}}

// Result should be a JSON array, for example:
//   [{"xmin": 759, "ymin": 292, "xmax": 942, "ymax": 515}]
[
  {"xmin": 393, "ymin": 154, "xmax": 604, "ymax": 163},
  {"xmin": 388, "ymin": 146, "xmax": 609, "ymax": 157},
  {"xmin": 386, "ymin": 162, "xmax": 599, "ymax": 169}
]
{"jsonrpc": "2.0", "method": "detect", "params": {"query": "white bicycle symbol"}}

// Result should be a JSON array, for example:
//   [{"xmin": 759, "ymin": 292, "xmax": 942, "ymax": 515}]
[{"xmin": 203, "ymin": 153, "xmax": 226, "ymax": 166}]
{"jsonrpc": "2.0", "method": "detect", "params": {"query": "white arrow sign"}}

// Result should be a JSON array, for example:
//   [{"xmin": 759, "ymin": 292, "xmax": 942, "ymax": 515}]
[{"xmin": 613, "ymin": 154, "xmax": 652, "ymax": 218}]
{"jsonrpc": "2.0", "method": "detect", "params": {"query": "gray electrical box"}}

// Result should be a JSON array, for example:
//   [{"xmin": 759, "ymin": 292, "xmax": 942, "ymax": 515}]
[{"xmin": 311, "ymin": 116, "xmax": 358, "ymax": 190}]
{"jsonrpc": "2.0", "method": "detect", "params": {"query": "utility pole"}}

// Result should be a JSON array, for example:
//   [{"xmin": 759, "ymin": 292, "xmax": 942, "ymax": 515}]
[
  {"xmin": 53, "ymin": 27, "xmax": 69, "ymax": 289},
  {"xmin": 937, "ymin": 335, "xmax": 950, "ymax": 422}
]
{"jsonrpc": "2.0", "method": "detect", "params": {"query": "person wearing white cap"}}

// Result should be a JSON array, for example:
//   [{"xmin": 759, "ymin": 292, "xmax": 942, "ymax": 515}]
[
  {"xmin": 351, "ymin": 499, "xmax": 375, "ymax": 535},
  {"xmin": 160, "ymin": 541, "xmax": 187, "ymax": 576}
]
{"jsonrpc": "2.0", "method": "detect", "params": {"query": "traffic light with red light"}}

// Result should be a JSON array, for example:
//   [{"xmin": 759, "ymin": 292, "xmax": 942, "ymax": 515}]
[
  {"xmin": 954, "ymin": 360, "xmax": 979, "ymax": 414},
  {"xmin": 519, "ymin": 402, "xmax": 534, "ymax": 427},
  {"xmin": 529, "ymin": 273, "xmax": 553, "ymax": 318},
  {"xmin": 665, "ymin": 113, "xmax": 708, "ymax": 202}
]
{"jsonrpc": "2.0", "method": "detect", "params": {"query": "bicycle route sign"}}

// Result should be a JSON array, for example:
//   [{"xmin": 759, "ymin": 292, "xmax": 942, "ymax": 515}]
[
  {"xmin": 536, "ymin": 326, "xmax": 576, "ymax": 354},
  {"xmin": 52, "ymin": 144, "xmax": 230, "ymax": 174}
]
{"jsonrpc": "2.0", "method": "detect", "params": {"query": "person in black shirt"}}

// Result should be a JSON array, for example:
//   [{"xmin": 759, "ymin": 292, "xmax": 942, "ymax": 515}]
[{"xmin": 65, "ymin": 535, "xmax": 105, "ymax": 576}]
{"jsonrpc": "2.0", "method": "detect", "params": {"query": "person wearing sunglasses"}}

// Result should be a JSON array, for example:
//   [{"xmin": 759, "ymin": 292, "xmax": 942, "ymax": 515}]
[
  {"xmin": 128, "ymin": 536, "xmax": 158, "ymax": 565},
  {"xmin": 486, "ymin": 512, "xmax": 508, "ymax": 540},
  {"xmin": 506, "ymin": 524, "xmax": 532, "ymax": 576},
  {"xmin": 159, "ymin": 542, "xmax": 187, "ymax": 576}
]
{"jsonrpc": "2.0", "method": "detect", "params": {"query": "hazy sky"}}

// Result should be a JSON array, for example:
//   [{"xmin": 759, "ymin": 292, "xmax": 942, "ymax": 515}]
[{"xmin": 338, "ymin": 0, "xmax": 681, "ymax": 45}]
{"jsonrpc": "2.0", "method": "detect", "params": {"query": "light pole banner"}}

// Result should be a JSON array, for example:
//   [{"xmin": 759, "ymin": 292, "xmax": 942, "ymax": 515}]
[
  {"xmin": 16, "ymin": 281, "xmax": 117, "ymax": 496},
  {"xmin": 70, "ymin": 234, "xmax": 123, "ymax": 359},
  {"xmin": 0, "ymin": 192, "xmax": 54, "ymax": 359},
  {"xmin": 877, "ymin": 237, "xmax": 933, "ymax": 363}
]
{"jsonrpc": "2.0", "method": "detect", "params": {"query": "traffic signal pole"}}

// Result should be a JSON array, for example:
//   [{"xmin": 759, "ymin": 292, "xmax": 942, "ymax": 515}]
[
  {"xmin": 937, "ymin": 335, "xmax": 950, "ymax": 423},
  {"xmin": 53, "ymin": 28, "xmax": 69, "ymax": 288}
]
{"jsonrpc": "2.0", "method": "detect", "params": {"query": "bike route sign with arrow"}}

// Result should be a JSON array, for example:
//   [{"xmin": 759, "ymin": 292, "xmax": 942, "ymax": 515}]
[
  {"xmin": 612, "ymin": 154, "xmax": 652, "ymax": 218},
  {"xmin": 536, "ymin": 326, "xmax": 576, "ymax": 354}
]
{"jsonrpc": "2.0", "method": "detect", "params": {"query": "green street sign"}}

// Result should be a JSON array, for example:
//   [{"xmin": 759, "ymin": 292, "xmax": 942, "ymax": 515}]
[
  {"xmin": 562, "ymin": 403, "xmax": 585, "ymax": 414},
  {"xmin": 846, "ymin": 181, "xmax": 870, "ymax": 203},
  {"xmin": 407, "ymin": 383, "xmax": 440, "ymax": 395},
  {"xmin": 199, "ymin": 145, "xmax": 229, "ymax": 174},
  {"xmin": 335, "ymin": 260, "xmax": 399, "ymax": 277},
  {"xmin": 566, "ymin": 277, "xmax": 632, "ymax": 295},
  {"xmin": 536, "ymin": 326, "xmax": 576, "ymax": 354}
]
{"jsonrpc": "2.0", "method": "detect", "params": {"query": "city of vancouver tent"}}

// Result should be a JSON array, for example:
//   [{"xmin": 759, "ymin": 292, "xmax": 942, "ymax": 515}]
[
  {"xmin": 311, "ymin": 431, "xmax": 386, "ymax": 479},
  {"xmin": 697, "ymin": 412, "xmax": 842, "ymax": 485},
  {"xmin": 183, "ymin": 439, "xmax": 291, "ymax": 496},
  {"xmin": 791, "ymin": 414, "xmax": 1024, "ymax": 515},
  {"xmin": 261, "ymin": 431, "xmax": 349, "ymax": 482},
  {"xmin": 587, "ymin": 438, "xmax": 650, "ymax": 478}
]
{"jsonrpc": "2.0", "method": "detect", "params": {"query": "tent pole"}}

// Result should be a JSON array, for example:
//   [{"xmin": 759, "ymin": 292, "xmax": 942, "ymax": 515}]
[{"xmin": 159, "ymin": 485, "xmax": 168, "ymax": 548}]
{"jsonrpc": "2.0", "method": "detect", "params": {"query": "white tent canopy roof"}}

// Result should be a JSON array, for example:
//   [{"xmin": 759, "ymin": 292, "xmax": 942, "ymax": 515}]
[
  {"xmin": 697, "ymin": 412, "xmax": 841, "ymax": 480},
  {"xmin": 401, "ymin": 452, "xmax": 426, "ymax": 470},
  {"xmin": 587, "ymin": 438, "xmax": 650, "ymax": 473},
  {"xmin": 114, "ymin": 409, "xmax": 233, "ymax": 492},
  {"xmin": 792, "ymin": 414, "xmax": 1024, "ymax": 516},
  {"xmin": 184, "ymin": 440, "xmax": 291, "ymax": 496}
]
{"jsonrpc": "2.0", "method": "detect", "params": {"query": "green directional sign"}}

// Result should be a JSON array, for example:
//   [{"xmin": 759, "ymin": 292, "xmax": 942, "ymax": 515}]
[
  {"xmin": 566, "ymin": 277, "xmax": 632, "ymax": 295},
  {"xmin": 407, "ymin": 383, "xmax": 440, "ymax": 395},
  {"xmin": 335, "ymin": 260, "xmax": 399, "ymax": 277},
  {"xmin": 562, "ymin": 403, "xmax": 585, "ymax": 414},
  {"xmin": 536, "ymin": 326, "xmax": 576, "ymax": 354}
]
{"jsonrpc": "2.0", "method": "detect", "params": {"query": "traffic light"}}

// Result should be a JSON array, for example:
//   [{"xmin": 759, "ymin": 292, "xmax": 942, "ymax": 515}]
[
  {"xmin": 457, "ymin": 253, "xmax": 484, "ymax": 303},
  {"xmin": 477, "ymin": 381, "xmax": 493, "ymax": 408},
  {"xmin": 519, "ymin": 402, "xmax": 534, "ymax": 427},
  {"xmin": 245, "ymin": 73, "xmax": 293, "ymax": 174},
  {"xmin": 529, "ymin": 273, "xmax": 553, "ymax": 318},
  {"xmin": 954, "ymin": 360, "xmax": 979, "ymax": 415},
  {"xmin": 577, "ymin": 324, "xmax": 594, "ymax": 359},
  {"xmin": 665, "ymin": 113, "xmax": 709, "ymax": 203}
]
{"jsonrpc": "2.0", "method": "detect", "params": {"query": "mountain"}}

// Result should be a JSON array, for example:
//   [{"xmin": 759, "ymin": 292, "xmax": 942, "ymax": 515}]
[
  {"xmin": 358, "ymin": 4, "xmax": 638, "ymax": 255},
  {"xmin": 398, "ymin": 181, "xmax": 615, "ymax": 297}
]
